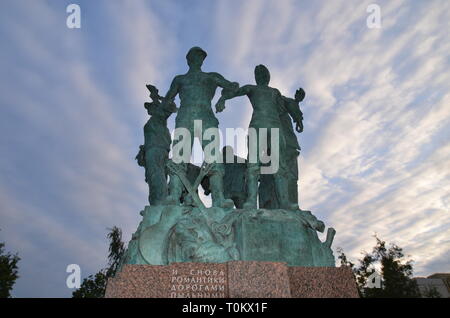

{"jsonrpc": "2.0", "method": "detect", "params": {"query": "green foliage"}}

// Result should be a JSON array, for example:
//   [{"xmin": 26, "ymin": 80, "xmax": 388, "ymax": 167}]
[
  {"xmin": 338, "ymin": 235, "xmax": 421, "ymax": 298},
  {"xmin": 72, "ymin": 226, "xmax": 125, "ymax": 298},
  {"xmin": 72, "ymin": 270, "xmax": 107, "ymax": 298},
  {"xmin": 0, "ymin": 240, "xmax": 20, "ymax": 298},
  {"xmin": 420, "ymin": 286, "xmax": 441, "ymax": 298},
  {"xmin": 105, "ymin": 226, "xmax": 125, "ymax": 278}
]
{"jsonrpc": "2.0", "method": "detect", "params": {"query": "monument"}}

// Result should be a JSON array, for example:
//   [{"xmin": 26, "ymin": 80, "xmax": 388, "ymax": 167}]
[{"xmin": 105, "ymin": 47, "xmax": 358, "ymax": 298}]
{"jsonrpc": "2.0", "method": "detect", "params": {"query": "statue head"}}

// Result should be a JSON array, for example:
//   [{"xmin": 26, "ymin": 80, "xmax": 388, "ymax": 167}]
[
  {"xmin": 144, "ymin": 102, "xmax": 157, "ymax": 116},
  {"xmin": 295, "ymin": 88, "xmax": 305, "ymax": 103},
  {"xmin": 186, "ymin": 46, "xmax": 207, "ymax": 68},
  {"xmin": 254, "ymin": 64, "xmax": 270, "ymax": 86}
]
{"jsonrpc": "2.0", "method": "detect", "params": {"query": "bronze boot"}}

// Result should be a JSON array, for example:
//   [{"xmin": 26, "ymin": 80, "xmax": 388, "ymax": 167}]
[
  {"xmin": 209, "ymin": 173, "xmax": 234, "ymax": 208},
  {"xmin": 274, "ymin": 174, "xmax": 299, "ymax": 210},
  {"xmin": 164, "ymin": 174, "xmax": 183, "ymax": 205},
  {"xmin": 243, "ymin": 165, "xmax": 259, "ymax": 209}
]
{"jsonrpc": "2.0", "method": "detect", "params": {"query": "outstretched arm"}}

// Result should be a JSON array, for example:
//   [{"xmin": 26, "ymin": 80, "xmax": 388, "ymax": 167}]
[
  {"xmin": 281, "ymin": 88, "xmax": 305, "ymax": 132},
  {"xmin": 211, "ymin": 72, "xmax": 238, "ymax": 90},
  {"xmin": 215, "ymin": 85, "xmax": 252, "ymax": 113},
  {"xmin": 209, "ymin": 72, "xmax": 239, "ymax": 113},
  {"xmin": 161, "ymin": 76, "xmax": 180, "ymax": 112}
]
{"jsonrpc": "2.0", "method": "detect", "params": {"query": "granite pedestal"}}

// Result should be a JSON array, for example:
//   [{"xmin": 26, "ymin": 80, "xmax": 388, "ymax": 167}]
[{"xmin": 105, "ymin": 262, "xmax": 359, "ymax": 298}]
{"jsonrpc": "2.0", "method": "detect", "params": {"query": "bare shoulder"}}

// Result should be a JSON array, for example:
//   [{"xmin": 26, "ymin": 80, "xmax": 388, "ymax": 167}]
[
  {"xmin": 207, "ymin": 71, "xmax": 224, "ymax": 78},
  {"xmin": 173, "ymin": 74, "xmax": 185, "ymax": 83},
  {"xmin": 240, "ymin": 84, "xmax": 256, "ymax": 96},
  {"xmin": 207, "ymin": 72, "xmax": 227, "ymax": 83},
  {"xmin": 242, "ymin": 84, "xmax": 255, "ymax": 91},
  {"xmin": 271, "ymin": 87, "xmax": 282, "ymax": 95}
]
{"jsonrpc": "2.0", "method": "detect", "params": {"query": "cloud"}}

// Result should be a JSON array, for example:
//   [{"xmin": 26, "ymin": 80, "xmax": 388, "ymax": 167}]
[
  {"xmin": 212, "ymin": 0, "xmax": 450, "ymax": 275},
  {"xmin": 0, "ymin": 0, "xmax": 172, "ymax": 296},
  {"xmin": 0, "ymin": 0, "xmax": 449, "ymax": 297}
]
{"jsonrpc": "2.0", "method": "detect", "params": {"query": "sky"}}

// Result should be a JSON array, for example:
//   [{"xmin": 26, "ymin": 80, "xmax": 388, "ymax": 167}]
[{"xmin": 0, "ymin": 0, "xmax": 449, "ymax": 297}]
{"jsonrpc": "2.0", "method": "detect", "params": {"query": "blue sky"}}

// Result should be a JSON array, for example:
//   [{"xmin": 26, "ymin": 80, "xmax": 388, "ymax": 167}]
[{"xmin": 0, "ymin": 0, "xmax": 449, "ymax": 297}]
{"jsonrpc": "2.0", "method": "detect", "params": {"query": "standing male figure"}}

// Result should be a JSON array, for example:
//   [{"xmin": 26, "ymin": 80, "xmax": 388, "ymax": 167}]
[
  {"xmin": 162, "ymin": 47, "xmax": 237, "ymax": 208},
  {"xmin": 216, "ymin": 64, "xmax": 298, "ymax": 210},
  {"xmin": 259, "ymin": 88, "xmax": 305, "ymax": 209}
]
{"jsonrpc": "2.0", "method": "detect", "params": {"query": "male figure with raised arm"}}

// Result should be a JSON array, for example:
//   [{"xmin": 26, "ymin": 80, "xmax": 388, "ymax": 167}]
[
  {"xmin": 215, "ymin": 64, "xmax": 298, "ymax": 210},
  {"xmin": 161, "ymin": 47, "xmax": 238, "ymax": 208}
]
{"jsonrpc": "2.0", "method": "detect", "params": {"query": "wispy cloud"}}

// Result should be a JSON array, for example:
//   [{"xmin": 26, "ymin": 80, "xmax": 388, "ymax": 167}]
[
  {"xmin": 0, "ymin": 0, "xmax": 171, "ymax": 296},
  {"xmin": 0, "ymin": 0, "xmax": 449, "ymax": 297},
  {"xmin": 212, "ymin": 0, "xmax": 450, "ymax": 274}
]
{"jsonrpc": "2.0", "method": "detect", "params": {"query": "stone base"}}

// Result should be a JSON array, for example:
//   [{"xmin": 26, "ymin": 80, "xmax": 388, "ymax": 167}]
[{"xmin": 105, "ymin": 262, "xmax": 359, "ymax": 298}]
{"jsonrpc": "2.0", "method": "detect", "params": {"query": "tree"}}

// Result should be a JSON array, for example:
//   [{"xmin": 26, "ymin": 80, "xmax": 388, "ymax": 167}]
[
  {"xmin": 0, "ymin": 237, "xmax": 20, "ymax": 298},
  {"xmin": 105, "ymin": 226, "xmax": 125, "ymax": 278},
  {"xmin": 421, "ymin": 286, "xmax": 442, "ymax": 298},
  {"xmin": 71, "ymin": 270, "xmax": 107, "ymax": 298},
  {"xmin": 338, "ymin": 236, "xmax": 421, "ymax": 298},
  {"xmin": 72, "ymin": 226, "xmax": 125, "ymax": 298}
]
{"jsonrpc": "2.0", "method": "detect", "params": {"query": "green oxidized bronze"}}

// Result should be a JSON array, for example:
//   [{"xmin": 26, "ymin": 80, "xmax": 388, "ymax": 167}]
[{"xmin": 122, "ymin": 47, "xmax": 336, "ymax": 269}]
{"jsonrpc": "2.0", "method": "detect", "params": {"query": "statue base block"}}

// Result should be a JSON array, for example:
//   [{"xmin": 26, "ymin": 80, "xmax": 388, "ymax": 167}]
[{"xmin": 105, "ymin": 262, "xmax": 359, "ymax": 298}]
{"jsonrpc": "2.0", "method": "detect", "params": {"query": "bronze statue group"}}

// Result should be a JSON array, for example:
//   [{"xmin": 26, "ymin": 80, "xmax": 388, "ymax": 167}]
[{"xmin": 137, "ymin": 47, "xmax": 305, "ymax": 212}]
